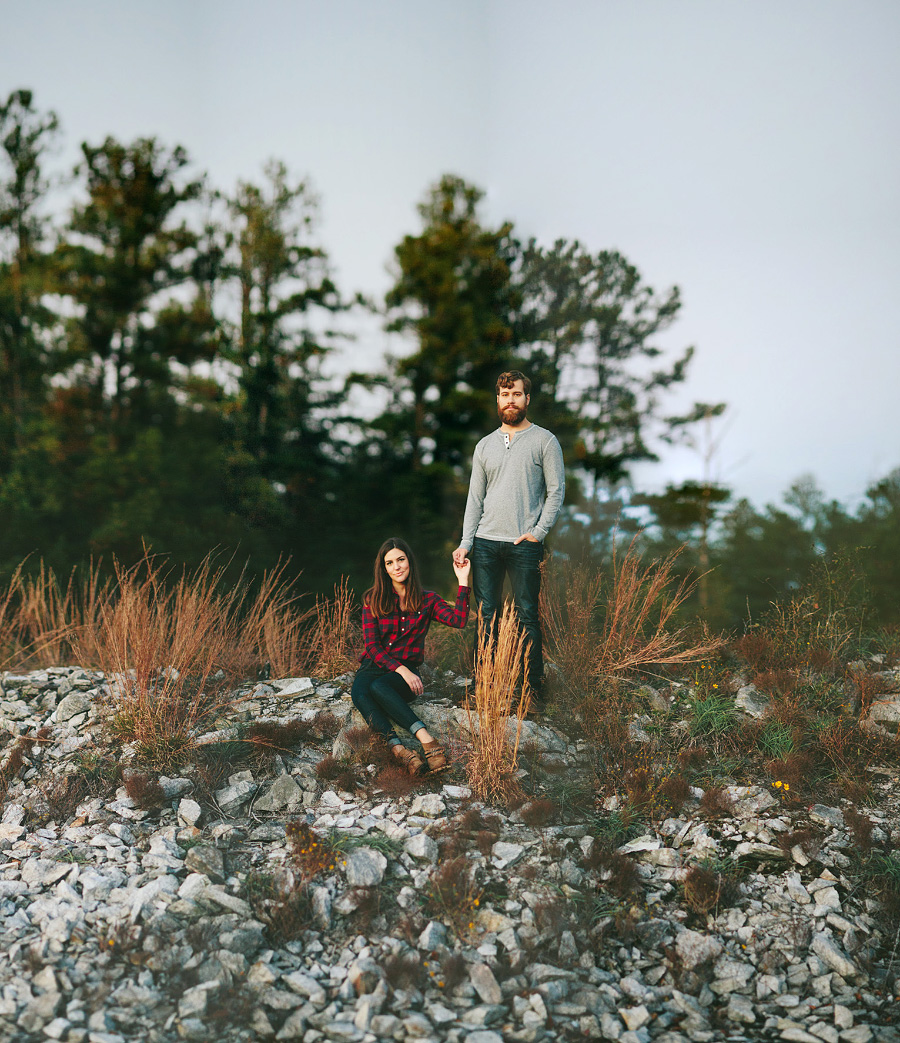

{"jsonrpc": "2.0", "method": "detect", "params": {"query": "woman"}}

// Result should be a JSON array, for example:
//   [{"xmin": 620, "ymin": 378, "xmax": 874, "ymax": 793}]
[{"xmin": 351, "ymin": 537, "xmax": 471, "ymax": 775}]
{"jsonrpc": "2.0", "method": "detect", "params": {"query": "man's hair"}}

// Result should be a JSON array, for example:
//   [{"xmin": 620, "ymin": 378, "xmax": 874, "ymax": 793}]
[{"xmin": 496, "ymin": 370, "xmax": 532, "ymax": 396}]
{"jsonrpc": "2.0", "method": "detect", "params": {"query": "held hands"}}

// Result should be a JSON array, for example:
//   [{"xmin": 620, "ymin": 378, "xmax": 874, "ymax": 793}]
[
  {"xmin": 452, "ymin": 555, "xmax": 471, "ymax": 586},
  {"xmin": 513, "ymin": 533, "xmax": 539, "ymax": 545},
  {"xmin": 396, "ymin": 664, "xmax": 424, "ymax": 698},
  {"xmin": 452, "ymin": 545, "xmax": 467, "ymax": 567}
]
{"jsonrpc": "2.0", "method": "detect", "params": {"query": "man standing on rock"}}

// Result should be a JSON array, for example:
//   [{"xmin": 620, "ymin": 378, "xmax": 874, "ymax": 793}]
[{"xmin": 452, "ymin": 370, "xmax": 565, "ymax": 708}]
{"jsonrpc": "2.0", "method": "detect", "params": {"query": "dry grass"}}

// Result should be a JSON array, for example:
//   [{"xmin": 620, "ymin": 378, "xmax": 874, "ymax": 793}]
[
  {"xmin": 68, "ymin": 555, "xmax": 248, "ymax": 766},
  {"xmin": 541, "ymin": 556, "xmax": 603, "ymax": 702},
  {"xmin": 465, "ymin": 602, "xmax": 530, "ymax": 803},
  {"xmin": 541, "ymin": 543, "xmax": 722, "ymax": 731},
  {"xmin": 593, "ymin": 539, "xmax": 723, "ymax": 676},
  {"xmin": 304, "ymin": 577, "xmax": 359, "ymax": 678},
  {"xmin": 0, "ymin": 560, "xmax": 109, "ymax": 670},
  {"xmin": 0, "ymin": 552, "xmax": 362, "ymax": 769}
]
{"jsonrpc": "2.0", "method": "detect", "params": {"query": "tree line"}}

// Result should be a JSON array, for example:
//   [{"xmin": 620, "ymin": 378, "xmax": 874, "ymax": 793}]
[{"xmin": 1, "ymin": 89, "xmax": 897, "ymax": 629}]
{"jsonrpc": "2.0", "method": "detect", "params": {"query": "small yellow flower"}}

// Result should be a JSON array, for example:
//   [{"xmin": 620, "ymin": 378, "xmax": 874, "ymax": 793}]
[{"xmin": 783, "ymin": 783, "xmax": 789, "ymax": 791}]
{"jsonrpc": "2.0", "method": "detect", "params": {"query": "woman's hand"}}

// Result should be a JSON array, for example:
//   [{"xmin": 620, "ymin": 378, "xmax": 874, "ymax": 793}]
[
  {"xmin": 396, "ymin": 664, "xmax": 424, "ymax": 698},
  {"xmin": 453, "ymin": 556, "xmax": 471, "ymax": 587}
]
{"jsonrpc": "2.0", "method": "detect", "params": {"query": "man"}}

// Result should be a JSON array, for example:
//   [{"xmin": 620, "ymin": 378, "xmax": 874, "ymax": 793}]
[{"xmin": 453, "ymin": 370, "xmax": 565, "ymax": 703}]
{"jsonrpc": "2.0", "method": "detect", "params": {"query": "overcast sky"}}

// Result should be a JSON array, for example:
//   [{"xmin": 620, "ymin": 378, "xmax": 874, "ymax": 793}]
[{"xmin": 3, "ymin": 0, "xmax": 898, "ymax": 508}]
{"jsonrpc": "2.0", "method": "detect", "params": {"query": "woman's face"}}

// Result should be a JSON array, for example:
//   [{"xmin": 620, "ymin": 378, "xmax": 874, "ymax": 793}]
[{"xmin": 384, "ymin": 547, "xmax": 410, "ymax": 586}]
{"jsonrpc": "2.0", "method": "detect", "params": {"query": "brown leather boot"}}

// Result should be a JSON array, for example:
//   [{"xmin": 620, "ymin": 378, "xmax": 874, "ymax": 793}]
[
  {"xmin": 393, "ymin": 745, "xmax": 425, "ymax": 776},
  {"xmin": 421, "ymin": 740, "xmax": 447, "ymax": 772}
]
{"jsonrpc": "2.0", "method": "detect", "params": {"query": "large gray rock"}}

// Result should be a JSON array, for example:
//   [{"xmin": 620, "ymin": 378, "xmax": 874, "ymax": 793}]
[
  {"xmin": 735, "ymin": 683, "xmax": 771, "ymax": 719},
  {"xmin": 214, "ymin": 779, "xmax": 258, "ymax": 815},
  {"xmin": 55, "ymin": 691, "xmax": 91, "ymax": 722},
  {"xmin": 675, "ymin": 929, "xmax": 724, "ymax": 970},
  {"xmin": 470, "ymin": 962, "xmax": 503, "ymax": 1005},
  {"xmin": 864, "ymin": 695, "xmax": 900, "ymax": 729},
  {"xmin": 345, "ymin": 847, "xmax": 387, "ymax": 887},
  {"xmin": 272, "ymin": 677, "xmax": 315, "ymax": 698},
  {"xmin": 811, "ymin": 933, "xmax": 856, "ymax": 978},
  {"xmin": 405, "ymin": 833, "xmax": 438, "ymax": 862},
  {"xmin": 255, "ymin": 773, "xmax": 304, "ymax": 813}
]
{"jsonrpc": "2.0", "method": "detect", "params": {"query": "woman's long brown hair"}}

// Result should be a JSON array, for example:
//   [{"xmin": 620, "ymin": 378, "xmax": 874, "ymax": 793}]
[{"xmin": 364, "ymin": 537, "xmax": 424, "ymax": 619}]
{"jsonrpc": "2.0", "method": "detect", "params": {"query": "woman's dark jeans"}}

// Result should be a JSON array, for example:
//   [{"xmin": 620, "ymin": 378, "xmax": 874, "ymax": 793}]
[
  {"xmin": 471, "ymin": 536, "xmax": 544, "ymax": 692},
  {"xmin": 350, "ymin": 663, "xmax": 426, "ymax": 745}
]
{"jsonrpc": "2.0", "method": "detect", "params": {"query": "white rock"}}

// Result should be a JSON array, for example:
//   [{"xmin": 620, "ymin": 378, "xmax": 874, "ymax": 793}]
[
  {"xmin": 345, "ymin": 847, "xmax": 387, "ymax": 887},
  {"xmin": 675, "ymin": 929, "xmax": 724, "ymax": 970},
  {"xmin": 620, "ymin": 1004, "xmax": 650, "ymax": 1031},
  {"xmin": 273, "ymin": 677, "xmax": 315, "ymax": 698},
  {"xmin": 811, "ymin": 933, "xmax": 856, "ymax": 978},
  {"xmin": 491, "ymin": 841, "xmax": 525, "ymax": 868},
  {"xmin": 404, "ymin": 833, "xmax": 438, "ymax": 862},
  {"xmin": 408, "ymin": 793, "xmax": 446, "ymax": 818},
  {"xmin": 177, "ymin": 798, "xmax": 203, "ymax": 827}
]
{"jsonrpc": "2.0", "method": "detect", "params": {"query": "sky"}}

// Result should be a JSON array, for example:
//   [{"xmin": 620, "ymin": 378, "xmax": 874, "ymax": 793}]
[{"xmin": 2, "ymin": 0, "xmax": 898, "ymax": 509}]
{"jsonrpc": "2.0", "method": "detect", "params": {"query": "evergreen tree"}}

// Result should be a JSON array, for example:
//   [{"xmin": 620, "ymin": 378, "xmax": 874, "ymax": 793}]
[
  {"xmin": 512, "ymin": 238, "xmax": 711, "ymax": 485},
  {"xmin": 0, "ymin": 89, "xmax": 60, "ymax": 471}
]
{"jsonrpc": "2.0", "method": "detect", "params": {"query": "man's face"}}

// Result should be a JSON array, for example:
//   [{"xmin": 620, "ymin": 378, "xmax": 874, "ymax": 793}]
[{"xmin": 497, "ymin": 380, "xmax": 529, "ymax": 425}]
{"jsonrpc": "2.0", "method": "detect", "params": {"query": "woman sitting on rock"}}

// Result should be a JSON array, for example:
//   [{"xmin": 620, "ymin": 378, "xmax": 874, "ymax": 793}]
[{"xmin": 351, "ymin": 536, "xmax": 471, "ymax": 775}]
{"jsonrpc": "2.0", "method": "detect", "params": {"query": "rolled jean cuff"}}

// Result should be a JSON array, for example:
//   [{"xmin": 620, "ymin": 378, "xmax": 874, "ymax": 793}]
[
  {"xmin": 410, "ymin": 719, "xmax": 426, "ymax": 735},
  {"xmin": 387, "ymin": 736, "xmax": 402, "ymax": 747}
]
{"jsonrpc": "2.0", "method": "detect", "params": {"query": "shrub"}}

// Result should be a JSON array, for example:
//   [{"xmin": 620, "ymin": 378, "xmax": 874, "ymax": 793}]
[
  {"xmin": 439, "ymin": 952, "xmax": 467, "ymax": 990},
  {"xmin": 659, "ymin": 773, "xmax": 691, "ymax": 813},
  {"xmin": 369, "ymin": 763, "xmax": 422, "ymax": 799},
  {"xmin": 591, "ymin": 850, "xmax": 641, "ymax": 900},
  {"xmin": 844, "ymin": 806, "xmax": 873, "ymax": 853},
  {"xmin": 590, "ymin": 540, "xmax": 724, "ymax": 677},
  {"xmin": 683, "ymin": 863, "xmax": 741, "ymax": 915},
  {"xmin": 243, "ymin": 870, "xmax": 312, "ymax": 944},
  {"xmin": 777, "ymin": 827, "xmax": 823, "ymax": 860},
  {"xmin": 384, "ymin": 951, "xmax": 425, "ymax": 990},
  {"xmin": 123, "ymin": 772, "xmax": 167, "ymax": 810},
  {"xmin": 698, "ymin": 785, "xmax": 733, "ymax": 818},
  {"xmin": 315, "ymin": 755, "xmax": 359, "ymax": 793},
  {"xmin": 758, "ymin": 720, "xmax": 796, "ymax": 760},
  {"xmin": 689, "ymin": 690, "xmax": 738, "ymax": 739},
  {"xmin": 424, "ymin": 856, "xmax": 482, "ymax": 930},
  {"xmin": 285, "ymin": 820, "xmax": 338, "ymax": 880},
  {"xmin": 304, "ymin": 578, "xmax": 359, "ymax": 678},
  {"xmin": 519, "ymin": 798, "xmax": 559, "ymax": 828}
]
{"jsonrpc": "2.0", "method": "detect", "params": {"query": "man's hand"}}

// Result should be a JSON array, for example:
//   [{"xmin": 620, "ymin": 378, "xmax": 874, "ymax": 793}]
[
  {"xmin": 453, "ymin": 557, "xmax": 471, "ymax": 587},
  {"xmin": 452, "ymin": 545, "xmax": 468, "ymax": 567},
  {"xmin": 396, "ymin": 665, "xmax": 423, "ymax": 697},
  {"xmin": 513, "ymin": 533, "xmax": 539, "ymax": 545}
]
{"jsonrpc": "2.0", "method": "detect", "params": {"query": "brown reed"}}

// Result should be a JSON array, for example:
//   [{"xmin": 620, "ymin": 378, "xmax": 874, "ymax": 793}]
[{"xmin": 465, "ymin": 601, "xmax": 529, "ymax": 803}]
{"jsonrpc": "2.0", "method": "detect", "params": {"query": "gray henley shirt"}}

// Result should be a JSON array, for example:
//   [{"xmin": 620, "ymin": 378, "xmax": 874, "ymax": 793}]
[{"xmin": 460, "ymin": 423, "xmax": 565, "ymax": 549}]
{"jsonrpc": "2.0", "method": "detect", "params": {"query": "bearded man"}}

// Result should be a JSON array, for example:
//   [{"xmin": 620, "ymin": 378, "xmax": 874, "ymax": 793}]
[{"xmin": 452, "ymin": 370, "xmax": 565, "ymax": 706}]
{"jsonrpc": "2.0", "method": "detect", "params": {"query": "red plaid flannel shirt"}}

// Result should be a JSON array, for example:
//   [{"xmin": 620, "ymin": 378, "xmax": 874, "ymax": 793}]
[{"xmin": 360, "ymin": 587, "xmax": 470, "ymax": 671}]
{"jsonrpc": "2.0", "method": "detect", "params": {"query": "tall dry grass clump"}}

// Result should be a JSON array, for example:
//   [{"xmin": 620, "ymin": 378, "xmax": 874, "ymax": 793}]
[
  {"xmin": 70, "ymin": 555, "xmax": 248, "ymax": 765},
  {"xmin": 465, "ymin": 602, "xmax": 530, "ymax": 803},
  {"xmin": 594, "ymin": 539, "xmax": 722, "ymax": 675},
  {"xmin": 0, "ymin": 560, "xmax": 109, "ymax": 669},
  {"xmin": 541, "ymin": 557, "xmax": 603, "ymax": 702},
  {"xmin": 226, "ymin": 559, "xmax": 313, "ymax": 679},
  {"xmin": 543, "ymin": 540, "xmax": 722, "ymax": 690},
  {"xmin": 303, "ymin": 578, "xmax": 359, "ymax": 678}
]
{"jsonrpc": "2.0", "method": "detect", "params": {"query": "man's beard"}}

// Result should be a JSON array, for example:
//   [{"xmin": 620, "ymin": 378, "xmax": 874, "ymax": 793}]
[{"xmin": 498, "ymin": 404, "xmax": 527, "ymax": 425}]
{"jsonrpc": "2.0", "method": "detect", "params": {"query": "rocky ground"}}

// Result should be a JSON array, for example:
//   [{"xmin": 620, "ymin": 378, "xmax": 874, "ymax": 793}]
[{"xmin": 1, "ymin": 665, "xmax": 899, "ymax": 1043}]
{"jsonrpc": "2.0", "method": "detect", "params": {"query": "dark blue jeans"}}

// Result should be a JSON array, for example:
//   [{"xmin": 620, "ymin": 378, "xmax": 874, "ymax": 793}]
[
  {"xmin": 471, "ymin": 536, "xmax": 544, "ymax": 692},
  {"xmin": 350, "ymin": 663, "xmax": 426, "ymax": 745}
]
